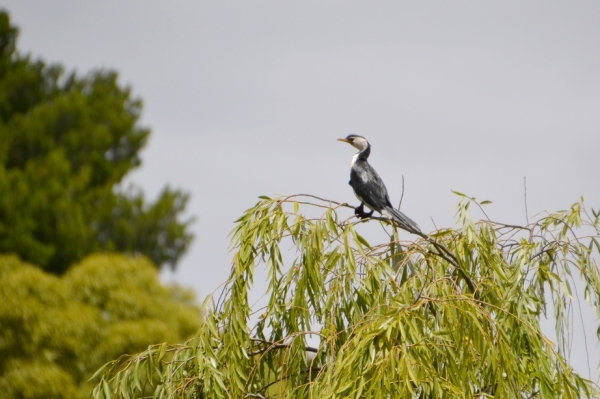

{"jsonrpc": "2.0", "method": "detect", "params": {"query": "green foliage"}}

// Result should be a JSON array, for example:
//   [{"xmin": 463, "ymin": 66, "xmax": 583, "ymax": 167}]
[
  {"xmin": 92, "ymin": 195, "xmax": 600, "ymax": 398},
  {"xmin": 94, "ymin": 185, "xmax": 194, "ymax": 269},
  {"xmin": 0, "ymin": 10, "xmax": 193, "ymax": 273},
  {"xmin": 0, "ymin": 253, "xmax": 202, "ymax": 398}
]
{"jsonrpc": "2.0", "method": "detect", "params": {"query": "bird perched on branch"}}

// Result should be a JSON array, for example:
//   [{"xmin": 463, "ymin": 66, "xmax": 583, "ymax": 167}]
[{"xmin": 338, "ymin": 134, "xmax": 420, "ymax": 232}]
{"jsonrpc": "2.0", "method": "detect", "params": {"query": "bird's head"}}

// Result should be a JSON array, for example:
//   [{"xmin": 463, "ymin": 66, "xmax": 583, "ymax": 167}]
[{"xmin": 337, "ymin": 134, "xmax": 369, "ymax": 151}]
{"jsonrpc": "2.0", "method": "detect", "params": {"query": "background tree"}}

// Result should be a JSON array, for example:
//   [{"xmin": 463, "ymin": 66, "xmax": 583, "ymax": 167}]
[
  {"xmin": 92, "ymin": 194, "xmax": 600, "ymax": 398},
  {"xmin": 0, "ymin": 10, "xmax": 193, "ymax": 273},
  {"xmin": 0, "ymin": 253, "xmax": 202, "ymax": 399}
]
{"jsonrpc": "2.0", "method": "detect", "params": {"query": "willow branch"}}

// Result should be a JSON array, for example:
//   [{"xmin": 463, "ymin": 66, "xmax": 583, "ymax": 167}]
[{"xmin": 365, "ymin": 215, "xmax": 478, "ymax": 295}]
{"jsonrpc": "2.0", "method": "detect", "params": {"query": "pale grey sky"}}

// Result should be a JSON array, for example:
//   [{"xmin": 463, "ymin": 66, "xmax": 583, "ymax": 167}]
[{"xmin": 4, "ymin": 0, "xmax": 600, "ymax": 380}]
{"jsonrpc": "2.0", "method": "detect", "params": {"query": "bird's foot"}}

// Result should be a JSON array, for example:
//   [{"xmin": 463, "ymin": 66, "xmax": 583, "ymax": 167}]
[
  {"xmin": 354, "ymin": 204, "xmax": 374, "ymax": 219},
  {"xmin": 354, "ymin": 203, "xmax": 364, "ymax": 217},
  {"xmin": 361, "ymin": 210, "xmax": 374, "ymax": 219}
]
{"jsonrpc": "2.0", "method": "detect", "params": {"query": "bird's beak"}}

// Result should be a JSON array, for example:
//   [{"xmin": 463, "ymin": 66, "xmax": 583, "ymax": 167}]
[{"xmin": 337, "ymin": 138, "xmax": 351, "ymax": 143}]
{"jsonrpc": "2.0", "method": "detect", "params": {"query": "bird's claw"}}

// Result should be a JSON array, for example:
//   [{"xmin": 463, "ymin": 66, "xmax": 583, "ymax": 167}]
[{"xmin": 354, "ymin": 204, "xmax": 373, "ymax": 219}]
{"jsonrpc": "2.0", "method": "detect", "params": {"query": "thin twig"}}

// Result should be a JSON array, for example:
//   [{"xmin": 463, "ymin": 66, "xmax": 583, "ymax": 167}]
[
  {"xmin": 524, "ymin": 176, "xmax": 530, "ymax": 226},
  {"xmin": 248, "ymin": 338, "xmax": 319, "ymax": 357},
  {"xmin": 398, "ymin": 174, "xmax": 405, "ymax": 210},
  {"xmin": 284, "ymin": 194, "xmax": 354, "ymax": 210}
]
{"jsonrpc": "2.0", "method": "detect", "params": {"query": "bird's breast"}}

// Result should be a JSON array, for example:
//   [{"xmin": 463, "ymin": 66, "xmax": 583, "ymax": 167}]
[{"xmin": 351, "ymin": 164, "xmax": 370, "ymax": 183}]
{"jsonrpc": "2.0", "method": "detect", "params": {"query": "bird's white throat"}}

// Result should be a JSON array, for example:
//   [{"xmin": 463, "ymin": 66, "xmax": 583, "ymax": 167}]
[{"xmin": 351, "ymin": 153, "xmax": 359, "ymax": 166}]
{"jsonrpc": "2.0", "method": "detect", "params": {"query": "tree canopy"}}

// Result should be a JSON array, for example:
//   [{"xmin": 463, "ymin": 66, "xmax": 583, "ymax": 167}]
[
  {"xmin": 0, "ymin": 10, "xmax": 193, "ymax": 273},
  {"xmin": 0, "ymin": 253, "xmax": 202, "ymax": 398},
  {"xmin": 92, "ymin": 194, "xmax": 600, "ymax": 398}
]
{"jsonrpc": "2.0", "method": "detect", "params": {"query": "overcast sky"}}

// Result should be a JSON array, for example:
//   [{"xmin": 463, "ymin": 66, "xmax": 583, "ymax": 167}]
[{"xmin": 4, "ymin": 1, "xmax": 600, "ymax": 380}]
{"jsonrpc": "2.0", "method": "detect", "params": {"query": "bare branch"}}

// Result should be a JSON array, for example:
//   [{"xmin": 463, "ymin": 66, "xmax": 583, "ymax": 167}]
[
  {"xmin": 248, "ymin": 338, "xmax": 319, "ymax": 357},
  {"xmin": 524, "ymin": 176, "xmax": 530, "ymax": 226},
  {"xmin": 398, "ymin": 174, "xmax": 405, "ymax": 210}
]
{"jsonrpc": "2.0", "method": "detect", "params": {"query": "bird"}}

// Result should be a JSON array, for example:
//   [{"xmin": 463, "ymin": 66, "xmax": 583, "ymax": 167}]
[{"xmin": 338, "ymin": 134, "xmax": 420, "ymax": 232}]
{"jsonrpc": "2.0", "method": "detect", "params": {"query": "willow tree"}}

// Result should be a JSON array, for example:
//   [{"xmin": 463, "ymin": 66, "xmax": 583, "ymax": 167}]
[{"xmin": 92, "ymin": 194, "xmax": 600, "ymax": 398}]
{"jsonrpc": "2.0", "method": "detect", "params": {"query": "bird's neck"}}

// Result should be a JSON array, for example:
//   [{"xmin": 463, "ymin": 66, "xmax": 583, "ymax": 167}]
[
  {"xmin": 357, "ymin": 144, "xmax": 370, "ymax": 160},
  {"xmin": 351, "ymin": 145, "xmax": 370, "ymax": 166}
]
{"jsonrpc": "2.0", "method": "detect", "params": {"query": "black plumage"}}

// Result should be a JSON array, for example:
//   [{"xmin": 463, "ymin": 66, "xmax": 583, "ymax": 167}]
[{"xmin": 338, "ymin": 134, "xmax": 420, "ymax": 232}]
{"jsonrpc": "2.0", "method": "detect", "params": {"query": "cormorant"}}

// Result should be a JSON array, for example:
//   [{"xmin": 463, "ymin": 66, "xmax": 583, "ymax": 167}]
[{"xmin": 338, "ymin": 134, "xmax": 420, "ymax": 232}]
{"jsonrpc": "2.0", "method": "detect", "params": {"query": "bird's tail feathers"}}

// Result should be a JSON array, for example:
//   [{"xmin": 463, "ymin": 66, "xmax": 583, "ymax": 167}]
[{"xmin": 383, "ymin": 207, "xmax": 421, "ymax": 233}]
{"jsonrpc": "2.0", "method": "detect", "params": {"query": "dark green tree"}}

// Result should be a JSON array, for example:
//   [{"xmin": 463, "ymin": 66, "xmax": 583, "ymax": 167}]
[{"xmin": 0, "ymin": 10, "xmax": 193, "ymax": 273}]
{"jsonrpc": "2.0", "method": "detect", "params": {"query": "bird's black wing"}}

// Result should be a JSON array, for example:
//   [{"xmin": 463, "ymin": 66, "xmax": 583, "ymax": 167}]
[{"xmin": 349, "ymin": 159, "xmax": 393, "ymax": 212}]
